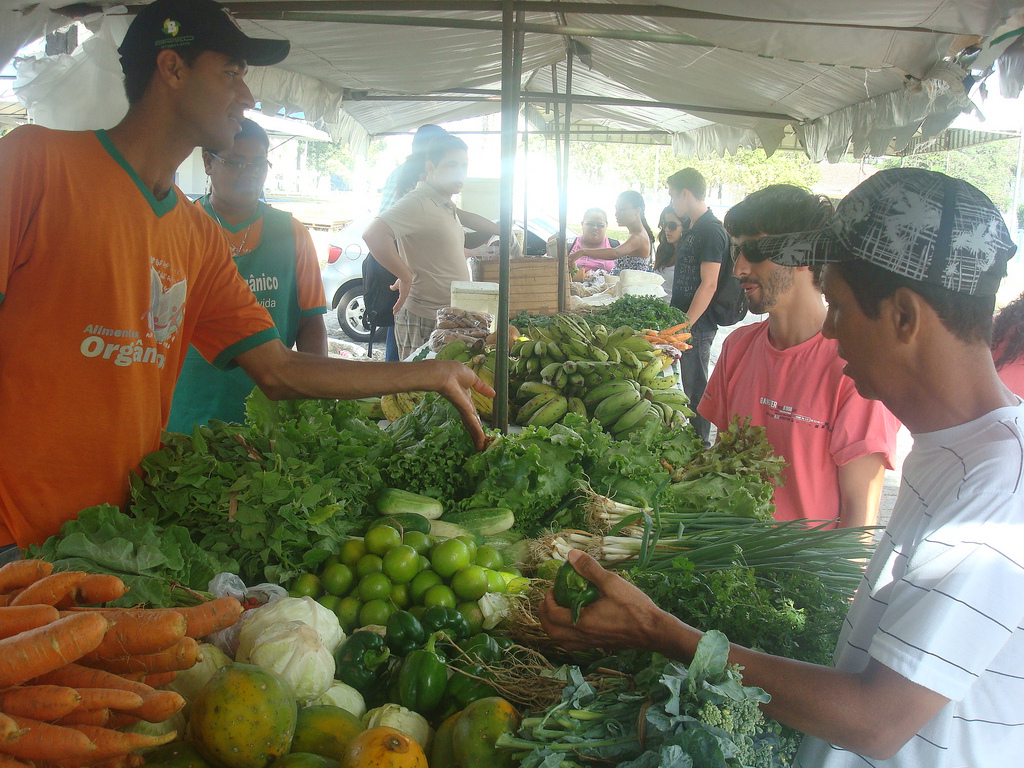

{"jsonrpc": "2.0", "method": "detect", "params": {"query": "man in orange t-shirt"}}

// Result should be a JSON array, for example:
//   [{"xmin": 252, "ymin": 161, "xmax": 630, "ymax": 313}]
[{"xmin": 0, "ymin": 0, "xmax": 491, "ymax": 555}]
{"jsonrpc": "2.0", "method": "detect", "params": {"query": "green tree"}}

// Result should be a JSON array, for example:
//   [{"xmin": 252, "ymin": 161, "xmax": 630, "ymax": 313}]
[
  {"xmin": 304, "ymin": 139, "xmax": 355, "ymax": 187},
  {"xmin": 881, "ymin": 139, "xmax": 1019, "ymax": 211}
]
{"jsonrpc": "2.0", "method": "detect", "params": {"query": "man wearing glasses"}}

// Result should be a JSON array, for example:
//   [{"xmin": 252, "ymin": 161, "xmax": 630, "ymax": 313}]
[{"xmin": 167, "ymin": 118, "xmax": 329, "ymax": 432}]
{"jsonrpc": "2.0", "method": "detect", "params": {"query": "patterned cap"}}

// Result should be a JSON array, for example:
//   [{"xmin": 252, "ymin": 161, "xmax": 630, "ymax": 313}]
[
  {"xmin": 745, "ymin": 168, "xmax": 1017, "ymax": 296},
  {"xmin": 119, "ymin": 0, "xmax": 289, "ymax": 72}
]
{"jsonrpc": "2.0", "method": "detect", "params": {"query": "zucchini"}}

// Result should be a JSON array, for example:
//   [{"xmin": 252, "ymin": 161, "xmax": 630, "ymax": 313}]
[
  {"xmin": 367, "ymin": 513, "xmax": 431, "ymax": 536},
  {"xmin": 441, "ymin": 507, "xmax": 515, "ymax": 537},
  {"xmin": 375, "ymin": 488, "xmax": 444, "ymax": 520}
]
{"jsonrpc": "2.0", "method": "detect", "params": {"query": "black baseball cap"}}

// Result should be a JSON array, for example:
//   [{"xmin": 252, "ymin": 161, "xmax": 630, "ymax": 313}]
[
  {"xmin": 746, "ymin": 168, "xmax": 1017, "ymax": 297},
  {"xmin": 118, "ymin": 0, "xmax": 290, "ymax": 72}
]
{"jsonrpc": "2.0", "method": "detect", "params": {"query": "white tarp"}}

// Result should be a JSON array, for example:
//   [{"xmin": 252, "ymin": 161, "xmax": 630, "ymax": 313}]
[{"xmin": 3, "ymin": 0, "xmax": 1023, "ymax": 159}]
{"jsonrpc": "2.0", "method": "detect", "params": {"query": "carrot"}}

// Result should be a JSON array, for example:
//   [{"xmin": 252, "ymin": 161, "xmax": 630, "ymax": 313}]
[
  {"xmin": 0, "ymin": 605, "xmax": 60, "ymax": 640},
  {"xmin": 72, "ymin": 576, "xmax": 128, "ymax": 607},
  {"xmin": 11, "ymin": 572, "xmax": 88, "ymax": 608},
  {"xmin": 68, "ymin": 725, "xmax": 176, "ymax": 760},
  {"xmin": 173, "ymin": 597, "xmax": 243, "ymax": 639},
  {"xmin": 0, "ymin": 713, "xmax": 23, "ymax": 745},
  {"xmin": 0, "ymin": 613, "xmax": 110, "ymax": 688},
  {"xmin": 82, "ymin": 637, "xmax": 200, "ymax": 676},
  {"xmin": 102, "ymin": 713, "xmax": 139, "ymax": 731},
  {"xmin": 0, "ymin": 685, "xmax": 82, "ymax": 721},
  {"xmin": 54, "ymin": 708, "xmax": 110, "ymax": 727},
  {"xmin": 83, "ymin": 611, "xmax": 186, "ymax": 660},
  {"xmin": 0, "ymin": 754, "xmax": 32, "ymax": 768},
  {"xmin": 662, "ymin": 322, "xmax": 689, "ymax": 335},
  {"xmin": 0, "ymin": 716, "xmax": 97, "ymax": 761},
  {"xmin": 0, "ymin": 561, "xmax": 52, "ymax": 595},
  {"xmin": 73, "ymin": 689, "xmax": 144, "ymax": 713},
  {"xmin": 124, "ymin": 690, "xmax": 184, "ymax": 723},
  {"xmin": 29, "ymin": 665, "xmax": 155, "ymax": 702},
  {"xmin": 142, "ymin": 672, "xmax": 177, "ymax": 688}
]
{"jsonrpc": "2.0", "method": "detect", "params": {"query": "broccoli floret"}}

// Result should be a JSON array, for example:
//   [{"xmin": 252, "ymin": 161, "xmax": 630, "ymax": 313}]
[{"xmin": 695, "ymin": 697, "xmax": 783, "ymax": 768}]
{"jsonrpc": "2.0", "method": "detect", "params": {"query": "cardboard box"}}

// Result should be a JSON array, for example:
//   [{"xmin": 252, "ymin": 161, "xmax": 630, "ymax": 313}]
[{"xmin": 472, "ymin": 257, "xmax": 569, "ymax": 315}]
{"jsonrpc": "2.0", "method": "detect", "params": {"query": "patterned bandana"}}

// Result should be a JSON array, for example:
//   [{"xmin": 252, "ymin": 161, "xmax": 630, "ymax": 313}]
[{"xmin": 745, "ymin": 168, "xmax": 1017, "ymax": 296}]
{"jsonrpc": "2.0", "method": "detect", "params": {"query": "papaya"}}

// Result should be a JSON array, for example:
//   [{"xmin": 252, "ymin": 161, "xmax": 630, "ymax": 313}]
[
  {"xmin": 451, "ymin": 697, "xmax": 520, "ymax": 768},
  {"xmin": 291, "ymin": 705, "xmax": 364, "ymax": 760},
  {"xmin": 341, "ymin": 726, "xmax": 427, "ymax": 768},
  {"xmin": 189, "ymin": 663, "xmax": 298, "ymax": 768},
  {"xmin": 429, "ymin": 710, "xmax": 461, "ymax": 768},
  {"xmin": 268, "ymin": 754, "xmax": 339, "ymax": 768},
  {"xmin": 143, "ymin": 742, "xmax": 213, "ymax": 768}
]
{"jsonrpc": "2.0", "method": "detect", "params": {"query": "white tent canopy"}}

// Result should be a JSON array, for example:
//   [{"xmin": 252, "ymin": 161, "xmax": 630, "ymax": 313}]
[{"xmin": 2, "ymin": 0, "xmax": 1023, "ymax": 159}]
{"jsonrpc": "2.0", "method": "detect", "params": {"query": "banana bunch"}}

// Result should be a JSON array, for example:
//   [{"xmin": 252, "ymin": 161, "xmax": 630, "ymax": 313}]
[
  {"xmin": 511, "ymin": 316, "xmax": 662, "ymax": 374},
  {"xmin": 467, "ymin": 350, "xmax": 496, "ymax": 418},
  {"xmin": 435, "ymin": 339, "xmax": 477, "ymax": 363},
  {"xmin": 381, "ymin": 391, "xmax": 426, "ymax": 422},
  {"xmin": 583, "ymin": 379, "xmax": 692, "ymax": 439}
]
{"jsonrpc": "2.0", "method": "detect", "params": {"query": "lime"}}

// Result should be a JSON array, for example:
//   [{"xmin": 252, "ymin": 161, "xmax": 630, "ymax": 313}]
[
  {"xmin": 410, "ymin": 570, "xmax": 443, "ymax": 604},
  {"xmin": 535, "ymin": 559, "xmax": 561, "ymax": 580},
  {"xmin": 321, "ymin": 553, "xmax": 343, "ymax": 570},
  {"xmin": 484, "ymin": 568, "xmax": 507, "ymax": 594},
  {"xmin": 474, "ymin": 545, "xmax": 504, "ymax": 570},
  {"xmin": 321, "ymin": 563, "xmax": 355, "ymax": 597},
  {"xmin": 382, "ymin": 544, "xmax": 420, "ymax": 585},
  {"xmin": 335, "ymin": 596, "xmax": 362, "ymax": 632},
  {"xmin": 430, "ymin": 538, "xmax": 472, "ymax": 580},
  {"xmin": 364, "ymin": 525, "xmax": 402, "ymax": 557},
  {"xmin": 290, "ymin": 573, "xmax": 322, "ymax": 599},
  {"xmin": 500, "ymin": 567, "xmax": 523, "ymax": 578},
  {"xmin": 402, "ymin": 530, "xmax": 432, "ymax": 555},
  {"xmin": 359, "ymin": 598, "xmax": 396, "ymax": 627},
  {"xmin": 417, "ymin": 555, "xmax": 431, "ymax": 572},
  {"xmin": 457, "ymin": 601, "xmax": 484, "ymax": 635},
  {"xmin": 358, "ymin": 572, "xmax": 393, "ymax": 602},
  {"xmin": 390, "ymin": 582, "xmax": 411, "ymax": 609},
  {"xmin": 503, "ymin": 574, "xmax": 530, "ymax": 594},
  {"xmin": 422, "ymin": 584, "xmax": 457, "ymax": 609},
  {"xmin": 455, "ymin": 535, "xmax": 478, "ymax": 561},
  {"xmin": 451, "ymin": 565, "xmax": 489, "ymax": 601},
  {"xmin": 355, "ymin": 553, "xmax": 384, "ymax": 578},
  {"xmin": 317, "ymin": 594, "xmax": 342, "ymax": 613},
  {"xmin": 339, "ymin": 538, "xmax": 367, "ymax": 567}
]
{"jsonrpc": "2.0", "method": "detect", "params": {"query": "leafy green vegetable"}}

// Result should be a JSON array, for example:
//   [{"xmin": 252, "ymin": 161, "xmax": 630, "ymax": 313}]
[
  {"xmin": 583, "ymin": 295, "xmax": 689, "ymax": 332},
  {"xmin": 28, "ymin": 505, "xmax": 236, "ymax": 607}
]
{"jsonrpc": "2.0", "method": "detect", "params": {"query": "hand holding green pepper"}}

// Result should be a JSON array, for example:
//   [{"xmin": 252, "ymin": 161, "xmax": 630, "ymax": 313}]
[{"xmin": 552, "ymin": 558, "xmax": 601, "ymax": 624}]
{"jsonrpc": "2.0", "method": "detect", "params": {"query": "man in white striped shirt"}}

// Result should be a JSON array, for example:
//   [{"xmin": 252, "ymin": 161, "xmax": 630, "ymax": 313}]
[{"xmin": 540, "ymin": 168, "xmax": 1023, "ymax": 767}]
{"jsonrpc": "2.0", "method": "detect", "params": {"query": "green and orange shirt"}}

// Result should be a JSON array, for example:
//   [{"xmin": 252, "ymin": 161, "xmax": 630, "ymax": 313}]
[{"xmin": 0, "ymin": 126, "xmax": 278, "ymax": 547}]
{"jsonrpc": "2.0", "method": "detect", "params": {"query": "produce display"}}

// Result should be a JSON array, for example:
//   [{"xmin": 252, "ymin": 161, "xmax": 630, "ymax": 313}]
[{"xmin": 18, "ymin": 298, "xmax": 881, "ymax": 767}]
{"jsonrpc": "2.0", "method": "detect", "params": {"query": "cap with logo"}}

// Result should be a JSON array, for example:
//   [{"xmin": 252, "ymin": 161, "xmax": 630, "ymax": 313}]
[
  {"xmin": 745, "ymin": 167, "xmax": 1017, "ymax": 297},
  {"xmin": 118, "ymin": 0, "xmax": 290, "ymax": 72}
]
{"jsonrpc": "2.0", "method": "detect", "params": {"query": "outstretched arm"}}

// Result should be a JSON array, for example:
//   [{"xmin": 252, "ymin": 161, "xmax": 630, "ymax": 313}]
[
  {"xmin": 575, "ymin": 232, "xmax": 649, "ymax": 263},
  {"xmin": 363, "ymin": 217, "xmax": 412, "ymax": 314},
  {"xmin": 539, "ymin": 550, "xmax": 949, "ymax": 760}
]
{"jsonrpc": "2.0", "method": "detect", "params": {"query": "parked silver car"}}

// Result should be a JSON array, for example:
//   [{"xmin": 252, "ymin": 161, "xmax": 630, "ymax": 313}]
[{"xmin": 320, "ymin": 214, "xmax": 579, "ymax": 342}]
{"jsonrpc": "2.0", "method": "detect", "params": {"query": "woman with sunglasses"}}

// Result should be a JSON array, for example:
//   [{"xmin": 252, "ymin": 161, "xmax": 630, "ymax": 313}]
[
  {"xmin": 572, "ymin": 191, "xmax": 654, "ymax": 275},
  {"xmin": 653, "ymin": 206, "xmax": 687, "ymax": 304},
  {"xmin": 167, "ymin": 118, "xmax": 329, "ymax": 433}
]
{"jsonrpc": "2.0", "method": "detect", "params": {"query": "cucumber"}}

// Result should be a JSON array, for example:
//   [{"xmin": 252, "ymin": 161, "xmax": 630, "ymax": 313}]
[
  {"xmin": 429, "ymin": 519, "xmax": 476, "ymax": 541},
  {"xmin": 441, "ymin": 507, "xmax": 515, "ymax": 537},
  {"xmin": 367, "ymin": 513, "xmax": 431, "ymax": 536},
  {"xmin": 375, "ymin": 488, "xmax": 444, "ymax": 520}
]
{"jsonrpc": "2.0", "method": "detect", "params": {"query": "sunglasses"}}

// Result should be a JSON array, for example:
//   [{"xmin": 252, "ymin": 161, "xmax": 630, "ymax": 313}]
[
  {"xmin": 209, "ymin": 153, "xmax": 272, "ymax": 173},
  {"xmin": 583, "ymin": 221, "xmax": 607, "ymax": 228},
  {"xmin": 662, "ymin": 221, "xmax": 681, "ymax": 232}
]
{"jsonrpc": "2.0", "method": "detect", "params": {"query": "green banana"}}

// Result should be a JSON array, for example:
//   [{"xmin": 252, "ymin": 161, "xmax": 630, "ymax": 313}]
[
  {"xmin": 594, "ymin": 388, "xmax": 643, "ymax": 426},
  {"xmin": 561, "ymin": 359, "xmax": 578, "ymax": 375},
  {"xmin": 526, "ymin": 356, "xmax": 541, "ymax": 375},
  {"xmin": 590, "ymin": 347, "xmax": 610, "ymax": 363},
  {"xmin": 638, "ymin": 359, "xmax": 663, "ymax": 383},
  {"xmin": 518, "ymin": 380, "xmax": 559, "ymax": 398},
  {"xmin": 592, "ymin": 324, "xmax": 609, "ymax": 346},
  {"xmin": 648, "ymin": 373, "xmax": 680, "ymax": 390},
  {"xmin": 606, "ymin": 325, "xmax": 635, "ymax": 346},
  {"xmin": 526, "ymin": 395, "xmax": 569, "ymax": 427},
  {"xmin": 517, "ymin": 390, "xmax": 563, "ymax": 423},
  {"xmin": 606, "ymin": 346, "xmax": 622, "ymax": 364},
  {"xmin": 540, "ymin": 362, "xmax": 562, "ymax": 382},
  {"xmin": 617, "ymin": 335, "xmax": 655, "ymax": 354},
  {"xmin": 568, "ymin": 338, "xmax": 591, "ymax": 359},
  {"xmin": 547, "ymin": 342, "xmax": 566, "ymax": 362},
  {"xmin": 583, "ymin": 379, "xmax": 638, "ymax": 407},
  {"xmin": 437, "ymin": 340, "xmax": 470, "ymax": 361},
  {"xmin": 553, "ymin": 366, "xmax": 569, "ymax": 391},
  {"xmin": 567, "ymin": 397, "xmax": 588, "ymax": 418},
  {"xmin": 612, "ymin": 399, "xmax": 654, "ymax": 436},
  {"xmin": 534, "ymin": 340, "xmax": 548, "ymax": 358},
  {"xmin": 619, "ymin": 349, "xmax": 642, "ymax": 369}
]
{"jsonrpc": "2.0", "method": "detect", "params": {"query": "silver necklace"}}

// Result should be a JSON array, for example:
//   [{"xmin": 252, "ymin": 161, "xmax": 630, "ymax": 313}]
[{"xmin": 210, "ymin": 200, "xmax": 258, "ymax": 257}]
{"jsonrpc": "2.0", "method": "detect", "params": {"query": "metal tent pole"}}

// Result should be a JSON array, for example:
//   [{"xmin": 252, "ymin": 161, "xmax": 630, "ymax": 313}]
[
  {"xmin": 557, "ymin": 45, "xmax": 573, "ymax": 312},
  {"xmin": 493, "ymin": 0, "xmax": 523, "ymax": 431}
]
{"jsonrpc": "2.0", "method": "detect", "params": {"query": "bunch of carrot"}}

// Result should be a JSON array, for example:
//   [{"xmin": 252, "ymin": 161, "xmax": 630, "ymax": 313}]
[
  {"xmin": 641, "ymin": 323, "xmax": 692, "ymax": 351},
  {"xmin": 0, "ymin": 560, "xmax": 243, "ymax": 768}
]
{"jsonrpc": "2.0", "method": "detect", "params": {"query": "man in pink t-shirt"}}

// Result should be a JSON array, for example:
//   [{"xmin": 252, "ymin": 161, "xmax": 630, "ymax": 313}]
[{"xmin": 698, "ymin": 186, "xmax": 900, "ymax": 527}]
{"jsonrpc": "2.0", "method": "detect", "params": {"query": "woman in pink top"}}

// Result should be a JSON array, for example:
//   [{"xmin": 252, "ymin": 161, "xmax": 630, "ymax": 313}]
[
  {"xmin": 992, "ymin": 291, "xmax": 1024, "ymax": 397},
  {"xmin": 569, "ymin": 208, "xmax": 619, "ymax": 272}
]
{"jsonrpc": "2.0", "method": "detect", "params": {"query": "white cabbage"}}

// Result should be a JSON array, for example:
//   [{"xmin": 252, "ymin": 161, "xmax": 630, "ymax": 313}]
[
  {"xmin": 478, "ymin": 592, "xmax": 513, "ymax": 630},
  {"xmin": 311, "ymin": 682, "xmax": 367, "ymax": 719},
  {"xmin": 164, "ymin": 642, "xmax": 231, "ymax": 719},
  {"xmin": 248, "ymin": 621, "xmax": 335, "ymax": 703},
  {"xmin": 236, "ymin": 596, "xmax": 344, "ymax": 661},
  {"xmin": 362, "ymin": 704, "xmax": 433, "ymax": 753}
]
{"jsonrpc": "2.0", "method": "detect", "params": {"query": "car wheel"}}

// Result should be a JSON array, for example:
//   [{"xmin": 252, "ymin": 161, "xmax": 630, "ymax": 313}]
[{"xmin": 337, "ymin": 285, "xmax": 386, "ymax": 343}]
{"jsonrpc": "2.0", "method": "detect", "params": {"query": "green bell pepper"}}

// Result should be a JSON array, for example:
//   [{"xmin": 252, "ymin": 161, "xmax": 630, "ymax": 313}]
[
  {"xmin": 334, "ymin": 630, "xmax": 391, "ymax": 692},
  {"xmin": 457, "ymin": 632, "xmax": 502, "ymax": 665},
  {"xmin": 398, "ymin": 631, "xmax": 448, "ymax": 714},
  {"xmin": 385, "ymin": 610, "xmax": 427, "ymax": 656},
  {"xmin": 421, "ymin": 604, "xmax": 471, "ymax": 641},
  {"xmin": 446, "ymin": 663, "xmax": 496, "ymax": 708},
  {"xmin": 552, "ymin": 559, "xmax": 600, "ymax": 624}
]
